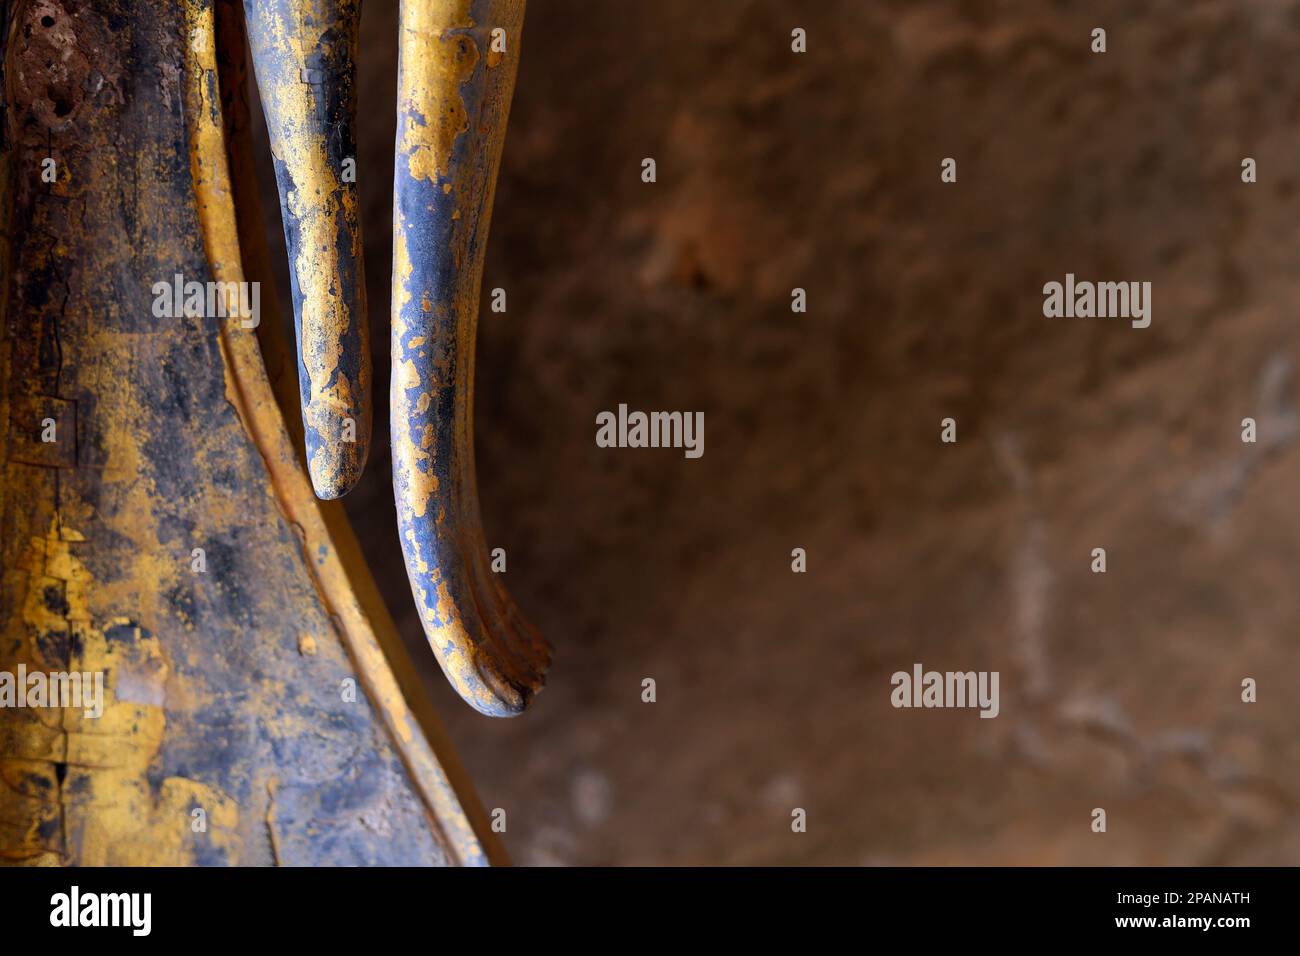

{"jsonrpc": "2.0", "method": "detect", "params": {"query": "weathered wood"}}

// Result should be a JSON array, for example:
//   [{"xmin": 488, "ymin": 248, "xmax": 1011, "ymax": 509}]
[
  {"xmin": 243, "ymin": 0, "xmax": 371, "ymax": 500},
  {"xmin": 392, "ymin": 0, "xmax": 551, "ymax": 717},
  {"xmin": 0, "ymin": 0, "xmax": 500, "ymax": 866}
]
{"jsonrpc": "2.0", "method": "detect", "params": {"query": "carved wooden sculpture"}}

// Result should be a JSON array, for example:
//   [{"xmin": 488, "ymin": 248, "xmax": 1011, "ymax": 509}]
[
  {"xmin": 243, "ymin": 0, "xmax": 370, "ymax": 500},
  {"xmin": 0, "ymin": 0, "xmax": 544, "ymax": 866},
  {"xmin": 390, "ymin": 0, "xmax": 550, "ymax": 717}
]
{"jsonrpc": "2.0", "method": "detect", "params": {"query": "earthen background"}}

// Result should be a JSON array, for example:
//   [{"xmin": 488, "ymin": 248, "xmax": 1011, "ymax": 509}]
[{"xmin": 251, "ymin": 0, "xmax": 1300, "ymax": 865}]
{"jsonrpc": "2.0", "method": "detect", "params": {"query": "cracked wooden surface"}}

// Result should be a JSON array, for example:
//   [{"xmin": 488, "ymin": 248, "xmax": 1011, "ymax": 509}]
[{"xmin": 1, "ymin": 0, "xmax": 499, "ymax": 866}]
